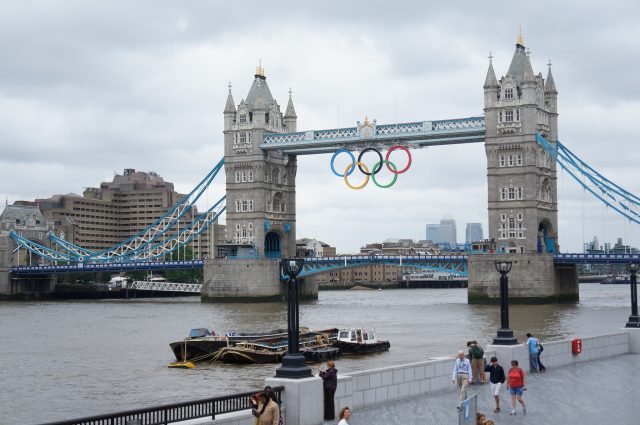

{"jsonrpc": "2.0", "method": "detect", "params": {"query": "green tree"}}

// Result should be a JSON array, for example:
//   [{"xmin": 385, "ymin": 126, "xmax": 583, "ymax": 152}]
[{"xmin": 164, "ymin": 245, "xmax": 203, "ymax": 283}]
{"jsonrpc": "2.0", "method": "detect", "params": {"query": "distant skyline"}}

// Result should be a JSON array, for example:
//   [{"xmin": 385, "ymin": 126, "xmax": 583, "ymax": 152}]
[{"xmin": 2, "ymin": 1, "xmax": 640, "ymax": 253}]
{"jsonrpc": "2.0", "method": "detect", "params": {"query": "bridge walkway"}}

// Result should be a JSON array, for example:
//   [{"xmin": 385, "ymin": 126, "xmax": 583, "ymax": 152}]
[{"xmin": 323, "ymin": 353, "xmax": 638, "ymax": 425}]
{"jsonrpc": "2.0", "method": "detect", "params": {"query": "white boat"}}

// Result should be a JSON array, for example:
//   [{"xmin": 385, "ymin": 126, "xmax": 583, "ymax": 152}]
[{"xmin": 403, "ymin": 271, "xmax": 466, "ymax": 282}]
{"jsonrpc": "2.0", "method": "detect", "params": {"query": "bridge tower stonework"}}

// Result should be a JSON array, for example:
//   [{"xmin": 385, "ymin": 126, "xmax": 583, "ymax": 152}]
[
  {"xmin": 468, "ymin": 37, "xmax": 578, "ymax": 303},
  {"xmin": 202, "ymin": 65, "xmax": 317, "ymax": 302}
]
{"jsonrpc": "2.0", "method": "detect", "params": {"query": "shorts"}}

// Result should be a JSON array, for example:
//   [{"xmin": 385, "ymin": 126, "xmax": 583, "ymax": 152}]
[
  {"xmin": 509, "ymin": 386, "xmax": 524, "ymax": 396},
  {"xmin": 490, "ymin": 382, "xmax": 502, "ymax": 396}
]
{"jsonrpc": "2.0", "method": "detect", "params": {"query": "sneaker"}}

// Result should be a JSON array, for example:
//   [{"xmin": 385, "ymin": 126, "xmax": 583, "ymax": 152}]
[
  {"xmin": 494, "ymin": 408, "xmax": 500, "ymax": 413},
  {"xmin": 523, "ymin": 405, "xmax": 526, "ymax": 415},
  {"xmin": 510, "ymin": 410, "xmax": 517, "ymax": 415}
]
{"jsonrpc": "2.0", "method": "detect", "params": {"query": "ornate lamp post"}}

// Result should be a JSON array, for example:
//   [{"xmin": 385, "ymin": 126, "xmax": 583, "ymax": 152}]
[
  {"xmin": 493, "ymin": 261, "xmax": 518, "ymax": 345},
  {"xmin": 625, "ymin": 262, "xmax": 640, "ymax": 328},
  {"xmin": 276, "ymin": 258, "xmax": 312, "ymax": 378}
]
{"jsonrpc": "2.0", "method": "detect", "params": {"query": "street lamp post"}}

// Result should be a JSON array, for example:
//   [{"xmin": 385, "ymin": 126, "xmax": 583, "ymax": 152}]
[
  {"xmin": 625, "ymin": 262, "xmax": 640, "ymax": 328},
  {"xmin": 493, "ymin": 261, "xmax": 518, "ymax": 345},
  {"xmin": 275, "ymin": 258, "xmax": 312, "ymax": 378}
]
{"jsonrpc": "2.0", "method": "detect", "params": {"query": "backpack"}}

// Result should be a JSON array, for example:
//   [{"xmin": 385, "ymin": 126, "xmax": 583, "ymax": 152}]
[
  {"xmin": 471, "ymin": 344, "xmax": 484, "ymax": 359},
  {"xmin": 538, "ymin": 342, "xmax": 544, "ymax": 353}
]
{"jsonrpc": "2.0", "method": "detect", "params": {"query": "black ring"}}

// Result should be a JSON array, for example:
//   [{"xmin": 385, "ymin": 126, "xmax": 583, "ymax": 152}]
[{"xmin": 357, "ymin": 148, "xmax": 383, "ymax": 175}]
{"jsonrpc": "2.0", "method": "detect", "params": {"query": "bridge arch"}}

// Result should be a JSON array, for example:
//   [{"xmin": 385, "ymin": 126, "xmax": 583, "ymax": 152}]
[
  {"xmin": 264, "ymin": 230, "xmax": 283, "ymax": 259},
  {"xmin": 537, "ymin": 219, "xmax": 556, "ymax": 254}
]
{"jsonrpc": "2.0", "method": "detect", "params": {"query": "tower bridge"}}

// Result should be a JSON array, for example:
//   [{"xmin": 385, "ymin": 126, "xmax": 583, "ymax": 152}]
[{"xmin": 5, "ymin": 35, "xmax": 640, "ymax": 302}]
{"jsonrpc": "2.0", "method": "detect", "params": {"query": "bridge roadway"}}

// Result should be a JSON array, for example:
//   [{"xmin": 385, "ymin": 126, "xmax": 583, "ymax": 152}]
[
  {"xmin": 322, "ymin": 353, "xmax": 639, "ymax": 425},
  {"xmin": 10, "ymin": 253, "xmax": 640, "ymax": 277}
]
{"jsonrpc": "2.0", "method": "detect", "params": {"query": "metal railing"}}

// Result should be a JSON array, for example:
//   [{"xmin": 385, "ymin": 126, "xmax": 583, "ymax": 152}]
[{"xmin": 40, "ymin": 386, "xmax": 284, "ymax": 425}]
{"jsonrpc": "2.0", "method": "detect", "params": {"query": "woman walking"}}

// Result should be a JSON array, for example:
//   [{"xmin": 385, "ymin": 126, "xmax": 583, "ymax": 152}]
[
  {"xmin": 337, "ymin": 406, "xmax": 350, "ymax": 425},
  {"xmin": 505, "ymin": 360, "xmax": 527, "ymax": 416},
  {"xmin": 319, "ymin": 360, "xmax": 338, "ymax": 420}
]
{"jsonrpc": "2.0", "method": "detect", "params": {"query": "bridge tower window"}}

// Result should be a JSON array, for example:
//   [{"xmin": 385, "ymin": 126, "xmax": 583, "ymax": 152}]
[{"xmin": 505, "ymin": 88, "xmax": 514, "ymax": 99}]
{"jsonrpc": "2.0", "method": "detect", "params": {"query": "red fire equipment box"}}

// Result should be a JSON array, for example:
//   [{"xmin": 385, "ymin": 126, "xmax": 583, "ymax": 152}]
[{"xmin": 572, "ymin": 338, "xmax": 582, "ymax": 354}]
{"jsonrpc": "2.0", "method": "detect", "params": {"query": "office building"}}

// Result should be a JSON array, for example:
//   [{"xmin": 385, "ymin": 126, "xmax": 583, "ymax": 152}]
[
  {"xmin": 439, "ymin": 216, "xmax": 457, "ymax": 247},
  {"xmin": 425, "ymin": 224, "xmax": 440, "ymax": 243},
  {"xmin": 465, "ymin": 223, "xmax": 483, "ymax": 243}
]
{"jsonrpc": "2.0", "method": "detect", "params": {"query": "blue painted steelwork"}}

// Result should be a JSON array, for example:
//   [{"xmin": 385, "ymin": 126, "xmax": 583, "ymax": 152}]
[
  {"xmin": 260, "ymin": 117, "xmax": 486, "ymax": 155},
  {"xmin": 295, "ymin": 254, "xmax": 469, "ymax": 279},
  {"xmin": 11, "ymin": 260, "xmax": 204, "ymax": 275},
  {"xmin": 536, "ymin": 134, "xmax": 640, "ymax": 224},
  {"xmin": 553, "ymin": 253, "xmax": 640, "ymax": 264}
]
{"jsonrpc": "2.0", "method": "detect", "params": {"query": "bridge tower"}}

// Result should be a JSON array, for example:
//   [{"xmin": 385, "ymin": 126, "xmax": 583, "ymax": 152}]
[
  {"xmin": 469, "ymin": 35, "xmax": 578, "ymax": 303},
  {"xmin": 202, "ymin": 65, "xmax": 314, "ymax": 302}
]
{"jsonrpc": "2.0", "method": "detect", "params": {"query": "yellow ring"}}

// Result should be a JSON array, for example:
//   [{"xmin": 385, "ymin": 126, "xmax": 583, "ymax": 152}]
[{"xmin": 344, "ymin": 162, "xmax": 369, "ymax": 190}]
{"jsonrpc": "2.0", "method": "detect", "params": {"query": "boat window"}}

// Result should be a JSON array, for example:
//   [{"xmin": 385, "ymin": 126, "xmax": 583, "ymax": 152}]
[
  {"xmin": 350, "ymin": 331, "xmax": 357, "ymax": 341},
  {"xmin": 339, "ymin": 331, "xmax": 349, "ymax": 339}
]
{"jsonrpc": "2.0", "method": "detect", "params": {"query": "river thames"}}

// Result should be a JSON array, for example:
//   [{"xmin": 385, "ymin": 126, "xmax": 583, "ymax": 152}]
[{"xmin": 0, "ymin": 283, "xmax": 631, "ymax": 424}]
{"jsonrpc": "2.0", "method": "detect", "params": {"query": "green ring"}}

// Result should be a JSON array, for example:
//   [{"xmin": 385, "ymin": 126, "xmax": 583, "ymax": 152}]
[{"xmin": 371, "ymin": 160, "xmax": 398, "ymax": 188}]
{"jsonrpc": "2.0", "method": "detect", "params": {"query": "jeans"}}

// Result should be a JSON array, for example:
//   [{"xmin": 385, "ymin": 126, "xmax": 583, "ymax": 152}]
[{"xmin": 529, "ymin": 352, "xmax": 540, "ymax": 372}]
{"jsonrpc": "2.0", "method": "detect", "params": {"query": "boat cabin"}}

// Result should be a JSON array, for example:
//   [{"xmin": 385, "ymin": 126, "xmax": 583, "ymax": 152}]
[{"xmin": 338, "ymin": 328, "xmax": 378, "ymax": 344}]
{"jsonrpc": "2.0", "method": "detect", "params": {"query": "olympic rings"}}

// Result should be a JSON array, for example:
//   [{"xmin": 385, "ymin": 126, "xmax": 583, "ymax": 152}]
[
  {"xmin": 371, "ymin": 160, "xmax": 398, "ymax": 189},
  {"xmin": 344, "ymin": 162, "xmax": 370, "ymax": 190},
  {"xmin": 330, "ymin": 145, "xmax": 412, "ymax": 189},
  {"xmin": 385, "ymin": 145, "xmax": 412, "ymax": 174},
  {"xmin": 357, "ymin": 148, "xmax": 383, "ymax": 175},
  {"xmin": 330, "ymin": 148, "xmax": 356, "ymax": 177}
]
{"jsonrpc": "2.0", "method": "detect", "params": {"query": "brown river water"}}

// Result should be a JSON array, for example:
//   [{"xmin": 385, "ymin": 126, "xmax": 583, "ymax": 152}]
[{"xmin": 0, "ymin": 283, "xmax": 631, "ymax": 424}]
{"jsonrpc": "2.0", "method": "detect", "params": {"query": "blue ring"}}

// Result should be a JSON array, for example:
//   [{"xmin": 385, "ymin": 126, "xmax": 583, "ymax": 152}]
[{"xmin": 330, "ymin": 149, "xmax": 356, "ymax": 177}]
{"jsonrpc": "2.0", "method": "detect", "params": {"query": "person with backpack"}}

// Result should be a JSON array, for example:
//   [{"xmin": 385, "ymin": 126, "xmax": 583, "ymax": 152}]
[
  {"xmin": 506, "ymin": 360, "xmax": 527, "ymax": 416},
  {"xmin": 469, "ymin": 340, "xmax": 486, "ymax": 384},
  {"xmin": 525, "ymin": 332, "xmax": 542, "ymax": 372},
  {"xmin": 484, "ymin": 356, "xmax": 506, "ymax": 413}
]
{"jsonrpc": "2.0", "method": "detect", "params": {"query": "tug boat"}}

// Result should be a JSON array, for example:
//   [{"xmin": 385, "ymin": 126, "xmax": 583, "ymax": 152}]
[{"xmin": 333, "ymin": 328, "xmax": 390, "ymax": 355}]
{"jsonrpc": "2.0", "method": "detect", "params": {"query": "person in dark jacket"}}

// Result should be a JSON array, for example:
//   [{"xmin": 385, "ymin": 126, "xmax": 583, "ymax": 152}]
[
  {"xmin": 484, "ymin": 356, "xmax": 506, "ymax": 413},
  {"xmin": 319, "ymin": 360, "xmax": 338, "ymax": 420}
]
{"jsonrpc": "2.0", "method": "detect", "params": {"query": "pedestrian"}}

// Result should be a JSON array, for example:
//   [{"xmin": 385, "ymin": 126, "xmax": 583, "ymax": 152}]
[
  {"xmin": 505, "ymin": 360, "xmax": 527, "ymax": 416},
  {"xmin": 319, "ymin": 360, "xmax": 338, "ymax": 420},
  {"xmin": 484, "ymin": 356, "xmax": 505, "ymax": 413},
  {"xmin": 250, "ymin": 391, "xmax": 280, "ymax": 425},
  {"xmin": 337, "ymin": 406, "xmax": 350, "ymax": 425},
  {"xmin": 469, "ymin": 340, "xmax": 486, "ymax": 384},
  {"xmin": 451, "ymin": 350, "xmax": 473, "ymax": 404},
  {"xmin": 525, "ymin": 332, "xmax": 541, "ymax": 372},
  {"xmin": 537, "ymin": 339, "xmax": 547, "ymax": 372}
]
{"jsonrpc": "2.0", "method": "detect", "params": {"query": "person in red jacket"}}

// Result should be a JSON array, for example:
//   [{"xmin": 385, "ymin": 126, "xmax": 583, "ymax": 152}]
[{"xmin": 505, "ymin": 360, "xmax": 527, "ymax": 416}]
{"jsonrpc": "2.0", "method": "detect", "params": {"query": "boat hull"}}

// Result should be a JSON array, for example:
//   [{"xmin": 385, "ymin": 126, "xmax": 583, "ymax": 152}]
[
  {"xmin": 334, "ymin": 340, "xmax": 390, "ymax": 355},
  {"xmin": 302, "ymin": 346, "xmax": 341, "ymax": 363},
  {"xmin": 217, "ymin": 346, "xmax": 286, "ymax": 364}
]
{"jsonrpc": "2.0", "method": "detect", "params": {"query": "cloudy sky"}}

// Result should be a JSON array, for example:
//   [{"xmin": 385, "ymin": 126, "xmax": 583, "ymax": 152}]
[{"xmin": 1, "ymin": 0, "xmax": 640, "ymax": 253}]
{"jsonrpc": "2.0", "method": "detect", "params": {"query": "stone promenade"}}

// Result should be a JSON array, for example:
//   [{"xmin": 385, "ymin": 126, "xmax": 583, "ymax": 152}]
[{"xmin": 324, "ymin": 353, "xmax": 638, "ymax": 425}]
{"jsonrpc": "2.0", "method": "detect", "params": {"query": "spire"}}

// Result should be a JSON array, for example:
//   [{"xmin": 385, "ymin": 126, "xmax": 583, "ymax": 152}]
[
  {"xmin": 224, "ymin": 82, "xmax": 236, "ymax": 114},
  {"xmin": 544, "ymin": 60, "xmax": 558, "ymax": 94},
  {"xmin": 483, "ymin": 52, "xmax": 498, "ymax": 89},
  {"xmin": 284, "ymin": 88, "xmax": 297, "ymax": 118},
  {"xmin": 255, "ymin": 59, "xmax": 265, "ymax": 79},
  {"xmin": 516, "ymin": 26, "xmax": 524, "ymax": 48}
]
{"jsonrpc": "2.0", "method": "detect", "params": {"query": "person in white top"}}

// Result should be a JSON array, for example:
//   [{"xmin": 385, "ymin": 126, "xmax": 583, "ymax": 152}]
[
  {"xmin": 337, "ymin": 406, "xmax": 350, "ymax": 424},
  {"xmin": 451, "ymin": 350, "xmax": 473, "ymax": 403}
]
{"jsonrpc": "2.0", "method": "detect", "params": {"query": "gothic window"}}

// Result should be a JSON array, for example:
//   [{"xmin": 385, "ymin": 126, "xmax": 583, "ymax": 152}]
[
  {"xmin": 516, "ymin": 109, "xmax": 520, "ymax": 121},
  {"xmin": 266, "ymin": 194, "xmax": 272, "ymax": 212},
  {"xmin": 508, "ymin": 155, "xmax": 514, "ymax": 166},
  {"xmin": 508, "ymin": 217, "xmax": 516, "ymax": 238},
  {"xmin": 239, "ymin": 114, "xmax": 247, "ymax": 124},
  {"xmin": 248, "ymin": 171, "xmax": 254, "ymax": 182},
  {"xmin": 235, "ymin": 224, "xmax": 241, "ymax": 240},
  {"xmin": 241, "ymin": 171, "xmax": 247, "ymax": 182},
  {"xmin": 505, "ymin": 88, "xmax": 514, "ymax": 99},
  {"xmin": 517, "ymin": 213, "xmax": 523, "ymax": 221},
  {"xmin": 273, "ymin": 168, "xmax": 281, "ymax": 184},
  {"xmin": 249, "ymin": 200, "xmax": 254, "ymax": 211},
  {"xmin": 235, "ymin": 200, "xmax": 241, "ymax": 212},
  {"xmin": 500, "ymin": 214, "xmax": 507, "ymax": 221},
  {"xmin": 499, "ymin": 155, "xmax": 506, "ymax": 167},
  {"xmin": 239, "ymin": 133, "xmax": 247, "ymax": 144},
  {"xmin": 235, "ymin": 172, "xmax": 240, "ymax": 183},
  {"xmin": 273, "ymin": 192, "xmax": 283, "ymax": 212},
  {"xmin": 517, "ymin": 187, "xmax": 523, "ymax": 199},
  {"xmin": 508, "ymin": 187, "xmax": 515, "ymax": 200},
  {"xmin": 500, "ymin": 188, "xmax": 506, "ymax": 201},
  {"xmin": 516, "ymin": 154, "xmax": 523, "ymax": 166},
  {"xmin": 242, "ymin": 226, "xmax": 247, "ymax": 238}
]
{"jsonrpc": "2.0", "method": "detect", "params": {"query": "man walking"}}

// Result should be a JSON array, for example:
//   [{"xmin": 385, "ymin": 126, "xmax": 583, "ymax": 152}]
[
  {"xmin": 452, "ymin": 350, "xmax": 473, "ymax": 404},
  {"xmin": 469, "ymin": 340, "xmax": 486, "ymax": 383},
  {"xmin": 525, "ymin": 332, "xmax": 541, "ymax": 372},
  {"xmin": 484, "ymin": 356, "xmax": 506, "ymax": 413}
]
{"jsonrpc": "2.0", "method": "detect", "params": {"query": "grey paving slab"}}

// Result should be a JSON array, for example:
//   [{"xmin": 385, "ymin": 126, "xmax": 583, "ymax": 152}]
[{"xmin": 323, "ymin": 354, "xmax": 639, "ymax": 425}]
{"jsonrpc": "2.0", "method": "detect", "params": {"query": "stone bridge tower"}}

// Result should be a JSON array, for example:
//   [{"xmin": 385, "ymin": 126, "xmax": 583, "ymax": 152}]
[
  {"xmin": 468, "ymin": 35, "xmax": 578, "ymax": 303},
  {"xmin": 202, "ymin": 65, "xmax": 311, "ymax": 302}
]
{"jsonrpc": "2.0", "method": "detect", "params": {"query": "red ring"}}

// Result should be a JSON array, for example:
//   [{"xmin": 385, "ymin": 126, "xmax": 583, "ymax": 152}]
[{"xmin": 385, "ymin": 146, "xmax": 412, "ymax": 174}]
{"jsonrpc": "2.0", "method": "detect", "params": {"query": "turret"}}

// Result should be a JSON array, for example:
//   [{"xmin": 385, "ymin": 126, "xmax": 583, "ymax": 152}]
[
  {"xmin": 545, "ymin": 62, "xmax": 559, "ymax": 140},
  {"xmin": 284, "ymin": 89, "xmax": 297, "ymax": 132},
  {"xmin": 224, "ymin": 83, "xmax": 236, "ymax": 130}
]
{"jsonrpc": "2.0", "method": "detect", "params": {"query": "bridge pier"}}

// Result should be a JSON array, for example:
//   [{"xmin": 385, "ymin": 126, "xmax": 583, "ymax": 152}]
[
  {"xmin": 468, "ymin": 253, "xmax": 578, "ymax": 304},
  {"xmin": 201, "ymin": 258, "xmax": 318, "ymax": 302}
]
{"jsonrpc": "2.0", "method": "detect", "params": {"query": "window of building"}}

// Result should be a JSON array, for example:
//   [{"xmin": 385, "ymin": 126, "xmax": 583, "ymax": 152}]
[
  {"xmin": 248, "ymin": 171, "xmax": 254, "ymax": 182},
  {"xmin": 504, "ymin": 110, "xmax": 514, "ymax": 122},
  {"xmin": 516, "ymin": 154, "xmax": 523, "ymax": 166},
  {"xmin": 239, "ymin": 114, "xmax": 247, "ymax": 124},
  {"xmin": 500, "ymin": 188, "xmax": 506, "ymax": 201},
  {"xmin": 508, "ymin": 155, "xmax": 514, "ymax": 166},
  {"xmin": 508, "ymin": 187, "xmax": 515, "ymax": 200},
  {"xmin": 499, "ymin": 155, "xmax": 506, "ymax": 167},
  {"xmin": 500, "ymin": 214, "xmax": 507, "ymax": 221},
  {"xmin": 239, "ymin": 133, "xmax": 247, "ymax": 144},
  {"xmin": 505, "ymin": 88, "xmax": 514, "ymax": 99},
  {"xmin": 517, "ymin": 187, "xmax": 523, "ymax": 199},
  {"xmin": 517, "ymin": 213, "xmax": 523, "ymax": 221}
]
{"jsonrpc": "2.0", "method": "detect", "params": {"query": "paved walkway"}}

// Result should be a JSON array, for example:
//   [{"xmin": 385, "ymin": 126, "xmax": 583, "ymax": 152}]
[{"xmin": 324, "ymin": 354, "xmax": 639, "ymax": 425}]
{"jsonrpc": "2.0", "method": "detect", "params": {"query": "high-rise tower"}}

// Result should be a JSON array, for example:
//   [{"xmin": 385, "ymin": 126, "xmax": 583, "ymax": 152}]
[
  {"xmin": 483, "ymin": 34, "xmax": 559, "ymax": 254},
  {"xmin": 221, "ymin": 64, "xmax": 298, "ymax": 259}
]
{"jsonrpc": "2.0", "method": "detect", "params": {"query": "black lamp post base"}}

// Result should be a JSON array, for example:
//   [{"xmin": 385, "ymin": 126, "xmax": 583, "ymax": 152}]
[
  {"xmin": 275, "ymin": 354, "xmax": 313, "ymax": 379},
  {"xmin": 493, "ymin": 328, "xmax": 518, "ymax": 345},
  {"xmin": 626, "ymin": 315, "xmax": 640, "ymax": 328}
]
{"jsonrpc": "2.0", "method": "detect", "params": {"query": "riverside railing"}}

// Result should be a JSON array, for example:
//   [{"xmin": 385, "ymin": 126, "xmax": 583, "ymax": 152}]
[{"xmin": 40, "ymin": 386, "xmax": 284, "ymax": 425}]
